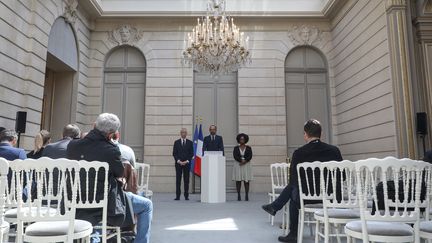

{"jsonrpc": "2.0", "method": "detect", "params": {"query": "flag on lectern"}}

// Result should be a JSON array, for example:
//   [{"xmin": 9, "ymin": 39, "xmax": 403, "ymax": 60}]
[{"xmin": 193, "ymin": 124, "xmax": 204, "ymax": 176}]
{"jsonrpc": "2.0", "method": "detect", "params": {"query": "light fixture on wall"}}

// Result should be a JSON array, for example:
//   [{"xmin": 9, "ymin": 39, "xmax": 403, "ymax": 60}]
[{"xmin": 182, "ymin": 0, "xmax": 251, "ymax": 75}]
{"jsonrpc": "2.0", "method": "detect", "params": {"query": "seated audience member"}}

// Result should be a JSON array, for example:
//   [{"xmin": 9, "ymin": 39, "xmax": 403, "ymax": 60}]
[
  {"xmin": 43, "ymin": 124, "xmax": 80, "ymax": 159},
  {"xmin": 112, "ymin": 131, "xmax": 137, "ymax": 167},
  {"xmin": 261, "ymin": 119, "xmax": 343, "ymax": 243},
  {"xmin": 67, "ymin": 113, "xmax": 152, "ymax": 243},
  {"xmin": 0, "ymin": 129, "xmax": 27, "ymax": 160},
  {"xmin": 27, "ymin": 130, "xmax": 51, "ymax": 159},
  {"xmin": 0, "ymin": 127, "xmax": 5, "ymax": 134},
  {"xmin": 80, "ymin": 131, "xmax": 88, "ymax": 139}
]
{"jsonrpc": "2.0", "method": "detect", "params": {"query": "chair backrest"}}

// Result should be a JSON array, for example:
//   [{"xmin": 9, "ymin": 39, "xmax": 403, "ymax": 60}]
[
  {"xmin": 136, "ymin": 163, "xmax": 150, "ymax": 193},
  {"xmin": 76, "ymin": 161, "xmax": 109, "ymax": 209},
  {"xmin": 9, "ymin": 158, "xmax": 80, "ymax": 242},
  {"xmin": 297, "ymin": 161, "xmax": 323, "ymax": 207},
  {"xmin": 320, "ymin": 160, "xmax": 358, "ymax": 209},
  {"xmin": 270, "ymin": 163, "xmax": 289, "ymax": 193},
  {"xmin": 354, "ymin": 157, "xmax": 429, "ymax": 223},
  {"xmin": 0, "ymin": 158, "xmax": 9, "ymax": 226}
]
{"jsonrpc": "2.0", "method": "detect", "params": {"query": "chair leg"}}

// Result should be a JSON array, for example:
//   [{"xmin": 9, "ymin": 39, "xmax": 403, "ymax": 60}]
[
  {"xmin": 298, "ymin": 210, "xmax": 305, "ymax": 243},
  {"xmin": 334, "ymin": 223, "xmax": 341, "ymax": 243},
  {"xmin": 315, "ymin": 219, "xmax": 320, "ymax": 243},
  {"xmin": 324, "ymin": 220, "xmax": 330, "ymax": 243},
  {"xmin": 116, "ymin": 227, "xmax": 121, "ymax": 243}
]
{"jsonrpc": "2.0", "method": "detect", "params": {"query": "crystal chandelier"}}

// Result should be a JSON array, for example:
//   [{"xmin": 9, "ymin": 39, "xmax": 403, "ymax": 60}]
[{"xmin": 182, "ymin": 0, "xmax": 251, "ymax": 75}]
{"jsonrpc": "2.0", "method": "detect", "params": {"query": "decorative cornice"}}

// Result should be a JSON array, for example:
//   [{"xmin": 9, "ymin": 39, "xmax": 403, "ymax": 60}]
[
  {"xmin": 63, "ymin": 0, "xmax": 78, "ymax": 25},
  {"xmin": 385, "ymin": 0, "xmax": 407, "ymax": 11},
  {"xmin": 107, "ymin": 25, "xmax": 143, "ymax": 46},
  {"xmin": 287, "ymin": 25, "xmax": 322, "ymax": 46},
  {"xmin": 425, "ymin": 0, "xmax": 432, "ymax": 13}
]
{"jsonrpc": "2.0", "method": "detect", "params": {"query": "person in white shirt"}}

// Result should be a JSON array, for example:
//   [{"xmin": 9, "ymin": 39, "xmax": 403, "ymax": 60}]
[{"xmin": 112, "ymin": 131, "xmax": 137, "ymax": 167}]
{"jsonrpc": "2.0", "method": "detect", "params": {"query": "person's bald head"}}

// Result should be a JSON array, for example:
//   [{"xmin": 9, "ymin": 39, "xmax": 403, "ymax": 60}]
[
  {"xmin": 180, "ymin": 128, "xmax": 187, "ymax": 139},
  {"xmin": 209, "ymin": 125, "xmax": 217, "ymax": 135}
]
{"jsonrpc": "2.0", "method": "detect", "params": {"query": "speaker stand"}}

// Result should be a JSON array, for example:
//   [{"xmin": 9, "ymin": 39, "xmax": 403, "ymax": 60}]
[
  {"xmin": 17, "ymin": 132, "xmax": 21, "ymax": 148},
  {"xmin": 420, "ymin": 134, "xmax": 426, "ymax": 157}
]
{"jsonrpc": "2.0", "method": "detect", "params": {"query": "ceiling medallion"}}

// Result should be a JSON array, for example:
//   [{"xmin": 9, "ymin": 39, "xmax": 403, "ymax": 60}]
[{"xmin": 182, "ymin": 0, "xmax": 251, "ymax": 75}]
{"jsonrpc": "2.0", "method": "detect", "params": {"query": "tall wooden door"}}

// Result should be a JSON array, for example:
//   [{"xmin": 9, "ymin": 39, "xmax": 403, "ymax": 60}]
[
  {"xmin": 194, "ymin": 72, "xmax": 238, "ymax": 191},
  {"xmin": 103, "ymin": 46, "xmax": 146, "ymax": 162},
  {"xmin": 285, "ymin": 47, "xmax": 330, "ymax": 156}
]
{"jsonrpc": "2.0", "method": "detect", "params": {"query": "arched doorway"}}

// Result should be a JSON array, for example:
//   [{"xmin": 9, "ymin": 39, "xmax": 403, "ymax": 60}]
[
  {"xmin": 41, "ymin": 17, "xmax": 78, "ymax": 140},
  {"xmin": 103, "ymin": 46, "xmax": 146, "ymax": 162},
  {"xmin": 285, "ymin": 46, "xmax": 330, "ymax": 155},
  {"xmin": 193, "ymin": 72, "xmax": 238, "ymax": 191}
]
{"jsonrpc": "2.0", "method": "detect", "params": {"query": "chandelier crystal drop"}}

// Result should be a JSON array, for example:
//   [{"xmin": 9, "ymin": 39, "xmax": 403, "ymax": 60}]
[{"xmin": 182, "ymin": 0, "xmax": 251, "ymax": 75}]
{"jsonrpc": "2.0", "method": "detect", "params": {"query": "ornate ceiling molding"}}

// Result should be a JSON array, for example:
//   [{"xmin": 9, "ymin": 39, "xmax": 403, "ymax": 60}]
[
  {"xmin": 385, "ymin": 0, "xmax": 407, "ymax": 11},
  {"xmin": 424, "ymin": 0, "xmax": 432, "ymax": 14},
  {"xmin": 287, "ymin": 25, "xmax": 322, "ymax": 46},
  {"xmin": 107, "ymin": 25, "xmax": 144, "ymax": 46},
  {"xmin": 63, "ymin": 0, "xmax": 78, "ymax": 24}
]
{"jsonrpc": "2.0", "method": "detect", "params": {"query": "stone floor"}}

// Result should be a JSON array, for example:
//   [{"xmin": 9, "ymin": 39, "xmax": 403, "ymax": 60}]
[{"xmin": 151, "ymin": 193, "xmax": 318, "ymax": 243}]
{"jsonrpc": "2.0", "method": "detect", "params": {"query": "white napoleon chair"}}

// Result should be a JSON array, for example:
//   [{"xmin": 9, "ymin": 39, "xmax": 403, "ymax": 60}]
[
  {"xmin": 297, "ymin": 161, "xmax": 325, "ymax": 243},
  {"xmin": 268, "ymin": 163, "xmax": 290, "ymax": 226},
  {"xmin": 10, "ymin": 158, "xmax": 93, "ymax": 243},
  {"xmin": 415, "ymin": 159, "xmax": 432, "ymax": 242},
  {"xmin": 344, "ymin": 157, "xmax": 429, "ymax": 243},
  {"xmin": 314, "ymin": 160, "xmax": 360, "ymax": 243},
  {"xmin": 136, "ymin": 163, "xmax": 153, "ymax": 199},
  {"xmin": 0, "ymin": 158, "xmax": 10, "ymax": 242},
  {"xmin": 76, "ymin": 160, "xmax": 121, "ymax": 243}
]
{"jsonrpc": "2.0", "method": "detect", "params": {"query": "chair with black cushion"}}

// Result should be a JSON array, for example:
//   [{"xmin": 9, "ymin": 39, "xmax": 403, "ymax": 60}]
[
  {"xmin": 10, "ymin": 158, "xmax": 93, "ymax": 243},
  {"xmin": 314, "ymin": 160, "xmax": 359, "ymax": 243},
  {"xmin": 0, "ymin": 158, "xmax": 10, "ymax": 242},
  {"xmin": 344, "ymin": 157, "xmax": 429, "ymax": 243}
]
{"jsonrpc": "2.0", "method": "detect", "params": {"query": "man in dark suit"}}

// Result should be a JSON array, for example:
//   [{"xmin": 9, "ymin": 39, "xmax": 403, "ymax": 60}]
[
  {"xmin": 202, "ymin": 125, "xmax": 224, "ymax": 155},
  {"xmin": 43, "ymin": 124, "xmax": 81, "ymax": 159},
  {"xmin": 262, "ymin": 119, "xmax": 343, "ymax": 243},
  {"xmin": 172, "ymin": 128, "xmax": 194, "ymax": 200},
  {"xmin": 0, "ymin": 129, "xmax": 26, "ymax": 160}
]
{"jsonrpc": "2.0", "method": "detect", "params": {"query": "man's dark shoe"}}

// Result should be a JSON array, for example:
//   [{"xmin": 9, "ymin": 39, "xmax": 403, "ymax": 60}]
[
  {"xmin": 174, "ymin": 197, "xmax": 180, "ymax": 201},
  {"xmin": 185, "ymin": 197, "xmax": 189, "ymax": 200},
  {"xmin": 261, "ymin": 204, "xmax": 276, "ymax": 216},
  {"xmin": 278, "ymin": 232, "xmax": 297, "ymax": 242}
]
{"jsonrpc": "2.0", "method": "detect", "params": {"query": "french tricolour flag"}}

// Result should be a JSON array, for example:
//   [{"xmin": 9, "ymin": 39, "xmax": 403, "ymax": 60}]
[{"xmin": 193, "ymin": 124, "xmax": 203, "ymax": 177}]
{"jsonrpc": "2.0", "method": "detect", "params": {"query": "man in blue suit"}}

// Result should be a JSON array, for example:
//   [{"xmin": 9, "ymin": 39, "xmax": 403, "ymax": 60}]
[
  {"xmin": 0, "ymin": 129, "xmax": 26, "ymax": 160},
  {"xmin": 203, "ymin": 125, "xmax": 224, "ymax": 156}
]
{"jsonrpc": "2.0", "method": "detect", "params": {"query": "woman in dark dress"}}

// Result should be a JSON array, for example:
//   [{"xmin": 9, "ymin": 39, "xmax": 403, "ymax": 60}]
[
  {"xmin": 27, "ymin": 130, "xmax": 51, "ymax": 159},
  {"xmin": 233, "ymin": 133, "xmax": 253, "ymax": 201}
]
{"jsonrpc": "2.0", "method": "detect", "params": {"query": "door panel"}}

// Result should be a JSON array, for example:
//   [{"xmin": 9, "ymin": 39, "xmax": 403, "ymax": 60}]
[
  {"xmin": 285, "ymin": 47, "xmax": 330, "ymax": 157},
  {"xmin": 194, "ymin": 72, "xmax": 238, "ymax": 191},
  {"xmin": 286, "ymin": 84, "xmax": 306, "ymax": 156},
  {"xmin": 103, "ymin": 46, "xmax": 146, "ymax": 162}
]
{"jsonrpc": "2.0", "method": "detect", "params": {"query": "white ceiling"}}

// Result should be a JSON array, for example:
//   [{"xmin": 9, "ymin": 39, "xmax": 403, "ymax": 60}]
[{"xmin": 89, "ymin": 0, "xmax": 338, "ymax": 17}]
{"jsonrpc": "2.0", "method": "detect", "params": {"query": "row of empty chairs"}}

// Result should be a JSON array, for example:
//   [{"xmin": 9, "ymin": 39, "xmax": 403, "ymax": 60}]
[
  {"xmin": 269, "ymin": 157, "xmax": 432, "ymax": 243},
  {"xmin": 0, "ymin": 157, "xmax": 152, "ymax": 243}
]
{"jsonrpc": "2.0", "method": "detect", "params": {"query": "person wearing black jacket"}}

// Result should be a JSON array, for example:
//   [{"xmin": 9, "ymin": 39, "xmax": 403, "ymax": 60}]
[
  {"xmin": 67, "ymin": 113, "xmax": 153, "ymax": 243},
  {"xmin": 172, "ymin": 128, "xmax": 194, "ymax": 200},
  {"xmin": 262, "ymin": 119, "xmax": 343, "ymax": 243},
  {"xmin": 202, "ymin": 125, "xmax": 224, "ymax": 155},
  {"xmin": 233, "ymin": 133, "xmax": 253, "ymax": 201}
]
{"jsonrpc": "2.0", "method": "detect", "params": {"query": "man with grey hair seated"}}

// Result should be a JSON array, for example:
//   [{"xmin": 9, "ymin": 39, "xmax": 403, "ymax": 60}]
[
  {"xmin": 42, "ymin": 124, "xmax": 80, "ymax": 159},
  {"xmin": 0, "ymin": 129, "xmax": 27, "ymax": 160},
  {"xmin": 67, "ymin": 113, "xmax": 153, "ymax": 243}
]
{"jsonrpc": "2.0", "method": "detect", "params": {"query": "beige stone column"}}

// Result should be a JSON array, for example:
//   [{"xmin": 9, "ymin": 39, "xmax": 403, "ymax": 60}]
[{"xmin": 386, "ymin": 0, "xmax": 417, "ymax": 158}]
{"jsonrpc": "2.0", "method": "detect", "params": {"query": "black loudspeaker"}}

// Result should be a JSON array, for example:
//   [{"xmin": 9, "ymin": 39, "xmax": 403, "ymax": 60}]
[
  {"xmin": 15, "ymin": 111, "xmax": 27, "ymax": 134},
  {"xmin": 416, "ymin": 112, "xmax": 428, "ymax": 135}
]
